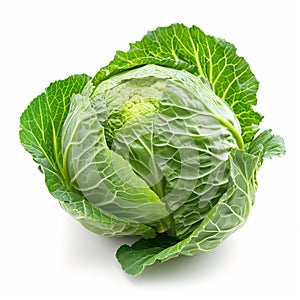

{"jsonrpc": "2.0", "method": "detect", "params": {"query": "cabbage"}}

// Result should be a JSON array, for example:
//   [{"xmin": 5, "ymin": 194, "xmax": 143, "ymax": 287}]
[{"xmin": 19, "ymin": 24, "xmax": 285, "ymax": 276}]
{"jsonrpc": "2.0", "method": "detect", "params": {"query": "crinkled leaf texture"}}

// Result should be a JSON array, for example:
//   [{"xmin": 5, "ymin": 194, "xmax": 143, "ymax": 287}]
[
  {"xmin": 92, "ymin": 65, "xmax": 243, "ymax": 239},
  {"xmin": 61, "ymin": 87, "xmax": 170, "ymax": 232},
  {"xmin": 19, "ymin": 23, "xmax": 285, "ymax": 277},
  {"xmin": 94, "ymin": 23, "xmax": 263, "ymax": 142},
  {"xmin": 20, "ymin": 74, "xmax": 157, "ymax": 238},
  {"xmin": 117, "ymin": 149, "xmax": 257, "ymax": 275},
  {"xmin": 246, "ymin": 129, "xmax": 286, "ymax": 165},
  {"xmin": 45, "ymin": 171, "xmax": 156, "ymax": 237},
  {"xmin": 117, "ymin": 130, "xmax": 285, "ymax": 275}
]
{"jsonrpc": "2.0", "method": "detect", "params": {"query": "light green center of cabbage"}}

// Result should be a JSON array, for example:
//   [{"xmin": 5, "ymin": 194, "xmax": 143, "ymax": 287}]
[{"xmin": 101, "ymin": 77, "xmax": 165, "ymax": 147}]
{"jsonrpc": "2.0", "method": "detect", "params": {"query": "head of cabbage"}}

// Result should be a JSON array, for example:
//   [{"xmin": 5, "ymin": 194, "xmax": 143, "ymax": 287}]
[{"xmin": 20, "ymin": 24, "xmax": 285, "ymax": 276}]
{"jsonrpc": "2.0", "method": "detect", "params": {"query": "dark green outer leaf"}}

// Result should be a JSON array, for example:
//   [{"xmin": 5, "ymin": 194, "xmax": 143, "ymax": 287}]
[
  {"xmin": 93, "ymin": 23, "xmax": 262, "ymax": 142},
  {"xmin": 19, "ymin": 74, "xmax": 91, "ymax": 185},
  {"xmin": 116, "ymin": 149, "xmax": 259, "ymax": 276},
  {"xmin": 246, "ymin": 129, "xmax": 286, "ymax": 166}
]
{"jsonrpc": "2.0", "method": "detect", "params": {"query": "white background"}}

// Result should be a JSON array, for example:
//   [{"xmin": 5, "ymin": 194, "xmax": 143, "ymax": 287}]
[{"xmin": 0, "ymin": 0, "xmax": 299, "ymax": 299}]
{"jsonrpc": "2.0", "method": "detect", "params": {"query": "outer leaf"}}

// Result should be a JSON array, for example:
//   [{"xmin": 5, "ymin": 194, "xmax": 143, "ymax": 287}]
[
  {"xmin": 20, "ymin": 74, "xmax": 91, "ymax": 186},
  {"xmin": 246, "ymin": 129, "xmax": 286, "ymax": 165},
  {"xmin": 116, "ymin": 149, "xmax": 259, "ymax": 276},
  {"xmin": 93, "ymin": 23, "xmax": 262, "ymax": 142},
  {"xmin": 45, "ymin": 171, "xmax": 156, "ymax": 238},
  {"xmin": 116, "ymin": 235, "xmax": 179, "ymax": 275}
]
